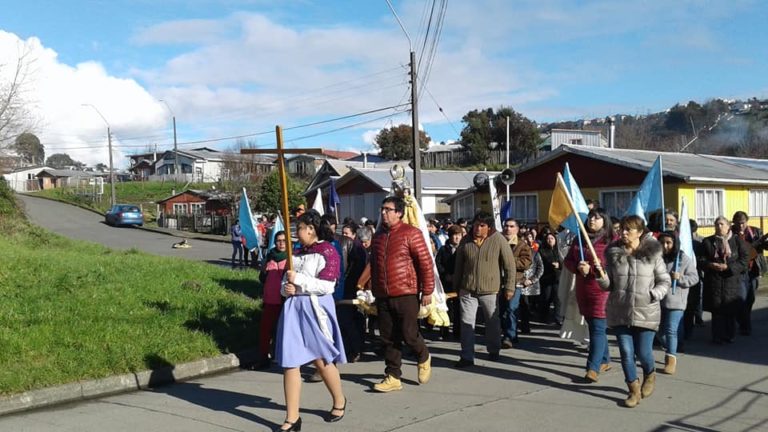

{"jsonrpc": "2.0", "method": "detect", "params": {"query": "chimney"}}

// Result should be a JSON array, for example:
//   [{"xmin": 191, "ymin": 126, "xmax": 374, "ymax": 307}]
[
  {"xmin": 363, "ymin": 152, "xmax": 368, "ymax": 168},
  {"xmin": 608, "ymin": 117, "xmax": 615, "ymax": 149}
]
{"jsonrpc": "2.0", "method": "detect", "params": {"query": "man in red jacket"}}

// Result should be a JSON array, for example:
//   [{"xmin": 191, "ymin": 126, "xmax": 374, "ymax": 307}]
[{"xmin": 370, "ymin": 196, "xmax": 435, "ymax": 392}]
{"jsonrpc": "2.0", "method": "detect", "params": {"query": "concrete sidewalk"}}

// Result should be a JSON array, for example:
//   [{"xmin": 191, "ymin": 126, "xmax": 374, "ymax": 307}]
[{"xmin": 1, "ymin": 297, "xmax": 766, "ymax": 432}]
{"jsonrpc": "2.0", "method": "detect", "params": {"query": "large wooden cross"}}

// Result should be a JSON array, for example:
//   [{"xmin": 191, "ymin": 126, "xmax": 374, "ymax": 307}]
[{"xmin": 241, "ymin": 126, "xmax": 323, "ymax": 270}]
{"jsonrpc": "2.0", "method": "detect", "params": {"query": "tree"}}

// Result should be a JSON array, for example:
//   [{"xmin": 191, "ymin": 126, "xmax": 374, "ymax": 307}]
[
  {"xmin": 95, "ymin": 163, "xmax": 108, "ymax": 172},
  {"xmin": 374, "ymin": 124, "xmax": 430, "ymax": 160},
  {"xmin": 252, "ymin": 170, "xmax": 307, "ymax": 216},
  {"xmin": 460, "ymin": 107, "xmax": 540, "ymax": 164},
  {"xmin": 13, "ymin": 132, "xmax": 44, "ymax": 165},
  {"xmin": 46, "ymin": 153, "xmax": 77, "ymax": 169},
  {"xmin": 1, "ymin": 50, "xmax": 36, "ymax": 150}
]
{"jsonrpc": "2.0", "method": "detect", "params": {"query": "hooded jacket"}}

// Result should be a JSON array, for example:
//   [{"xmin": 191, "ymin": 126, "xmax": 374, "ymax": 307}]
[
  {"xmin": 598, "ymin": 237, "xmax": 671, "ymax": 331},
  {"xmin": 661, "ymin": 251, "xmax": 699, "ymax": 310}
]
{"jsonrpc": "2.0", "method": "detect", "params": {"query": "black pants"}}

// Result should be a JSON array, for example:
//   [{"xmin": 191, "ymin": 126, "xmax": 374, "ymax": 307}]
[
  {"xmin": 737, "ymin": 276, "xmax": 758, "ymax": 335},
  {"xmin": 538, "ymin": 281, "xmax": 561, "ymax": 323},
  {"xmin": 711, "ymin": 311, "xmax": 737, "ymax": 342},
  {"xmin": 377, "ymin": 295, "xmax": 429, "ymax": 379},
  {"xmin": 337, "ymin": 305, "xmax": 365, "ymax": 358}
]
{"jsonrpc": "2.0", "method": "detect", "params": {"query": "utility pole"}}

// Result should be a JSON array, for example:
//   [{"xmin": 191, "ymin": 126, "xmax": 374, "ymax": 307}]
[
  {"xmin": 410, "ymin": 50, "xmax": 421, "ymax": 204},
  {"xmin": 160, "ymin": 100, "xmax": 179, "ymax": 179},
  {"xmin": 505, "ymin": 115, "xmax": 510, "ymax": 199},
  {"xmin": 82, "ymin": 104, "xmax": 116, "ymax": 206}
]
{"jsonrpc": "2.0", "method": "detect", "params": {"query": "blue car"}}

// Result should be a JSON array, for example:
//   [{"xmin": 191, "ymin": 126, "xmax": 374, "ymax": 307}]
[{"xmin": 105, "ymin": 204, "xmax": 144, "ymax": 227}]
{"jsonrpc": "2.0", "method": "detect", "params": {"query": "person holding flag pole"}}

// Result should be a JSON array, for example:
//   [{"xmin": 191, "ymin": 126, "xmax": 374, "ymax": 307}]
[{"xmin": 550, "ymin": 172, "xmax": 615, "ymax": 384}]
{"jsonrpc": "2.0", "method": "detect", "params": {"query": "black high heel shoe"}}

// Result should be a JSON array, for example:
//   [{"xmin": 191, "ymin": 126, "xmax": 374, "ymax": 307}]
[
  {"xmin": 326, "ymin": 397, "xmax": 346, "ymax": 423},
  {"xmin": 275, "ymin": 417, "xmax": 301, "ymax": 431}
]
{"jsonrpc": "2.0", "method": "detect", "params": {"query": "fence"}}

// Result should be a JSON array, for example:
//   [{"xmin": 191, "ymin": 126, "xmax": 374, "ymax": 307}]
[
  {"xmin": 159, "ymin": 213, "xmax": 228, "ymax": 235},
  {"xmin": 421, "ymin": 148, "xmax": 533, "ymax": 168}
]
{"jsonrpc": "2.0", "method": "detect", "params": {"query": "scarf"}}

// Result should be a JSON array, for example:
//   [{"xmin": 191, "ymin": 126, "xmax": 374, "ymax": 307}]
[
  {"xmin": 269, "ymin": 248, "xmax": 288, "ymax": 263},
  {"xmin": 714, "ymin": 232, "xmax": 732, "ymax": 261}
]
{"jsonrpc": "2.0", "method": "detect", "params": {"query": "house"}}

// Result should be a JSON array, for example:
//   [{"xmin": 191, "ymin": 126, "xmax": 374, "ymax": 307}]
[
  {"xmin": 35, "ymin": 168, "xmax": 94, "ymax": 190},
  {"xmin": 3, "ymin": 165, "xmax": 53, "ymax": 192},
  {"xmin": 303, "ymin": 158, "xmax": 401, "ymax": 198},
  {"xmin": 539, "ymin": 129, "xmax": 608, "ymax": 151},
  {"xmin": 129, "ymin": 147, "xmax": 273, "ymax": 183},
  {"xmin": 285, "ymin": 149, "xmax": 360, "ymax": 177},
  {"xmin": 156, "ymin": 189, "xmax": 234, "ymax": 216},
  {"xmin": 330, "ymin": 167, "xmax": 497, "ymax": 221},
  {"xmin": 485, "ymin": 144, "xmax": 768, "ymax": 234}
]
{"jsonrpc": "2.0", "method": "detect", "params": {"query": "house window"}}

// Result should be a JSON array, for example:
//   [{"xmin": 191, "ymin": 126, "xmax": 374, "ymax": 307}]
[
  {"xmin": 173, "ymin": 203, "xmax": 188, "ymax": 215},
  {"xmin": 509, "ymin": 194, "xmax": 538, "ymax": 224},
  {"xmin": 569, "ymin": 138, "xmax": 583, "ymax": 145},
  {"xmin": 190, "ymin": 203, "xmax": 205, "ymax": 214},
  {"xmin": 601, "ymin": 190, "xmax": 637, "ymax": 220},
  {"xmin": 695, "ymin": 189, "xmax": 724, "ymax": 226},
  {"xmin": 454, "ymin": 195, "xmax": 474, "ymax": 220},
  {"xmin": 749, "ymin": 190, "xmax": 768, "ymax": 217}
]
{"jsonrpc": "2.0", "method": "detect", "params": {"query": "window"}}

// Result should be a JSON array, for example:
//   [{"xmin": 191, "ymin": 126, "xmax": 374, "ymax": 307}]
[
  {"xmin": 190, "ymin": 203, "xmax": 205, "ymax": 214},
  {"xmin": 695, "ymin": 189, "xmax": 724, "ymax": 226},
  {"xmin": 600, "ymin": 190, "xmax": 637, "ymax": 220},
  {"xmin": 569, "ymin": 138, "xmax": 583, "ymax": 145},
  {"xmin": 454, "ymin": 195, "xmax": 474, "ymax": 220},
  {"xmin": 749, "ymin": 190, "xmax": 768, "ymax": 217},
  {"xmin": 509, "ymin": 194, "xmax": 538, "ymax": 224},
  {"xmin": 173, "ymin": 203, "xmax": 188, "ymax": 215}
]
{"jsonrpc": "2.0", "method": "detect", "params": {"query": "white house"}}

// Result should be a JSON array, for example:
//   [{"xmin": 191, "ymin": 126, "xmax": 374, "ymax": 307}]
[{"xmin": 3, "ymin": 166, "xmax": 52, "ymax": 192}]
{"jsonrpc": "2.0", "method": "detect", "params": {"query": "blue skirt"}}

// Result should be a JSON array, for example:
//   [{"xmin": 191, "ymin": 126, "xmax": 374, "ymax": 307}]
[{"xmin": 275, "ymin": 294, "xmax": 346, "ymax": 368}]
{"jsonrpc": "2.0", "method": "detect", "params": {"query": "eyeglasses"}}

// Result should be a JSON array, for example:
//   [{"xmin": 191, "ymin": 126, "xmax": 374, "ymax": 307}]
[
  {"xmin": 381, "ymin": 206, "xmax": 397, "ymax": 213},
  {"xmin": 504, "ymin": 224, "xmax": 518, "ymax": 228}
]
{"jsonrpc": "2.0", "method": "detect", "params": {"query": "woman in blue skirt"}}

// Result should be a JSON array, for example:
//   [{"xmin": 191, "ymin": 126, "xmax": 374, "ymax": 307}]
[{"xmin": 274, "ymin": 209, "xmax": 347, "ymax": 431}]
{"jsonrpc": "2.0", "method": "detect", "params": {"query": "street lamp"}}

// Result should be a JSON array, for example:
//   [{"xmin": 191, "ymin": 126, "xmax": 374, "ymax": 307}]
[
  {"xmin": 159, "ymin": 100, "xmax": 179, "ymax": 179},
  {"xmin": 82, "ymin": 104, "xmax": 116, "ymax": 206},
  {"xmin": 385, "ymin": 0, "xmax": 421, "ymax": 206}
]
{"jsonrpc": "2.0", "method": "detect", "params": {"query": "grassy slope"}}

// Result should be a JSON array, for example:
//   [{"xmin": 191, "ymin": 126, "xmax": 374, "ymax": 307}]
[{"xmin": 0, "ymin": 180, "xmax": 260, "ymax": 395}]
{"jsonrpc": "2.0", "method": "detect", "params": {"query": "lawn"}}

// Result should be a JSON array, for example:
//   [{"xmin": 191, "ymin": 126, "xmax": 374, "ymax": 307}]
[{"xmin": 0, "ymin": 181, "xmax": 260, "ymax": 396}]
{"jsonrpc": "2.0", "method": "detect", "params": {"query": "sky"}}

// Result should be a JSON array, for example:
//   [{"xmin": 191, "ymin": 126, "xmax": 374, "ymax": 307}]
[{"xmin": 1, "ymin": 0, "xmax": 767, "ymax": 168}]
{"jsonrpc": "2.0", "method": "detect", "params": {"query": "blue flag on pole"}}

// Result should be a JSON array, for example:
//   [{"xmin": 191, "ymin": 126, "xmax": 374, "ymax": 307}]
[
  {"xmin": 268, "ymin": 215, "xmax": 285, "ymax": 251},
  {"xmin": 624, "ymin": 156, "xmax": 664, "ymax": 224},
  {"xmin": 238, "ymin": 189, "xmax": 261, "ymax": 259},
  {"xmin": 562, "ymin": 163, "xmax": 589, "ymax": 234},
  {"xmin": 327, "ymin": 178, "xmax": 341, "ymax": 214}
]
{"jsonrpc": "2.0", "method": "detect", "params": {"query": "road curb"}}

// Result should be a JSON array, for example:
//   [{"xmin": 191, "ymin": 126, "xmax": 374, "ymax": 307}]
[{"xmin": 0, "ymin": 349, "xmax": 259, "ymax": 417}]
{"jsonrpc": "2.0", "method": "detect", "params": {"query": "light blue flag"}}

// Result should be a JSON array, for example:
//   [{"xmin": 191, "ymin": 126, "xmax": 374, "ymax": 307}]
[
  {"xmin": 624, "ymin": 156, "xmax": 664, "ymax": 224},
  {"xmin": 238, "ymin": 188, "xmax": 261, "ymax": 258},
  {"xmin": 562, "ymin": 163, "xmax": 589, "ymax": 234},
  {"xmin": 268, "ymin": 214, "xmax": 285, "ymax": 250},
  {"xmin": 677, "ymin": 197, "xmax": 696, "ymax": 269}
]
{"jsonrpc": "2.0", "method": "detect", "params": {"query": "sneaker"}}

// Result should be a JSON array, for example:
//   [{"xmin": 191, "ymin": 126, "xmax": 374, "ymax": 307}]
[
  {"xmin": 373, "ymin": 375, "xmax": 403, "ymax": 392},
  {"xmin": 584, "ymin": 369, "xmax": 599, "ymax": 383},
  {"xmin": 501, "ymin": 339, "xmax": 514, "ymax": 349},
  {"xmin": 306, "ymin": 371, "xmax": 323, "ymax": 383},
  {"xmin": 599, "ymin": 363, "xmax": 612, "ymax": 373},
  {"xmin": 417, "ymin": 355, "xmax": 432, "ymax": 384},
  {"xmin": 454, "ymin": 358, "xmax": 474, "ymax": 368}
]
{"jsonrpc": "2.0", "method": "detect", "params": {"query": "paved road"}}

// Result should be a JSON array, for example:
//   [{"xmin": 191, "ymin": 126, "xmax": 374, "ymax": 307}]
[
  {"xmin": 17, "ymin": 194, "xmax": 234, "ymax": 266},
  {"xmin": 1, "ymin": 296, "xmax": 766, "ymax": 431}
]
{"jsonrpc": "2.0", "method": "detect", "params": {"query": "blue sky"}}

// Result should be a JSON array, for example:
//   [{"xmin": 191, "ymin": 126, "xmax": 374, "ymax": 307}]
[{"xmin": 1, "ymin": 0, "xmax": 766, "ymax": 167}]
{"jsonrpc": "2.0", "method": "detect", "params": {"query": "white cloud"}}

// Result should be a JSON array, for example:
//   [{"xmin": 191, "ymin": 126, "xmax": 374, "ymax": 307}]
[{"xmin": 0, "ymin": 31, "xmax": 168, "ymax": 168}]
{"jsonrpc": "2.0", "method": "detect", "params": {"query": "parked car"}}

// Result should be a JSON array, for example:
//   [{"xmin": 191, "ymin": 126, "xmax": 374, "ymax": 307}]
[{"xmin": 105, "ymin": 204, "xmax": 144, "ymax": 227}]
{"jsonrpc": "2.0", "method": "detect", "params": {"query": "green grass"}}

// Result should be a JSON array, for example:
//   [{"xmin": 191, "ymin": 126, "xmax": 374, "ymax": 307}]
[
  {"xmin": 31, "ymin": 180, "xmax": 214, "ymax": 222},
  {"xmin": 0, "ymin": 180, "xmax": 261, "ymax": 395}
]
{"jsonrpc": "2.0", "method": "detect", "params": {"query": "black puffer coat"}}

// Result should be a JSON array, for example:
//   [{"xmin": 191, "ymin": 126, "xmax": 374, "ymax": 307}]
[{"xmin": 701, "ymin": 234, "xmax": 748, "ymax": 313}]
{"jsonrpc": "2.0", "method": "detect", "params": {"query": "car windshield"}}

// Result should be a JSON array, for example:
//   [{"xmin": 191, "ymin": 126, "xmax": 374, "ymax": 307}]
[{"xmin": 119, "ymin": 206, "xmax": 141, "ymax": 213}]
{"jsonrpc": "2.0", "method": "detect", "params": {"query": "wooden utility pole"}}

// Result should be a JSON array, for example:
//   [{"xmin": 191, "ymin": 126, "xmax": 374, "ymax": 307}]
[{"xmin": 241, "ymin": 126, "xmax": 323, "ymax": 270}]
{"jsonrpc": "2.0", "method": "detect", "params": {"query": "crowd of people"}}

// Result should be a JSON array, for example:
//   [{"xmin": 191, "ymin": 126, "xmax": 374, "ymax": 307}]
[{"xmin": 246, "ymin": 198, "xmax": 765, "ymax": 430}]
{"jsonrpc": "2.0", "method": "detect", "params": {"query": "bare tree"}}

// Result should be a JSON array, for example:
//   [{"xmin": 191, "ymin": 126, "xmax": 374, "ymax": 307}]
[{"xmin": 0, "ymin": 48, "xmax": 37, "ymax": 151}]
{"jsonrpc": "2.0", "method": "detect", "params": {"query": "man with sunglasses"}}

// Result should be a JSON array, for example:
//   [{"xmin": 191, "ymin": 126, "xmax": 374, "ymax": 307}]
[{"xmin": 370, "ymin": 196, "xmax": 435, "ymax": 392}]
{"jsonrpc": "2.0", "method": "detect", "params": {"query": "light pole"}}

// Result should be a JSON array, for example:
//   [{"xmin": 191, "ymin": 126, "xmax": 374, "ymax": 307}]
[
  {"xmin": 385, "ymin": 0, "xmax": 421, "ymax": 205},
  {"xmin": 159, "ymin": 100, "xmax": 179, "ymax": 179},
  {"xmin": 82, "ymin": 104, "xmax": 116, "ymax": 206}
]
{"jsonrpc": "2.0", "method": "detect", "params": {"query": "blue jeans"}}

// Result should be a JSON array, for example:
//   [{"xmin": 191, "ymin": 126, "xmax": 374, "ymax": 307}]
[
  {"xmin": 501, "ymin": 287, "xmax": 522, "ymax": 341},
  {"xmin": 585, "ymin": 318, "xmax": 610, "ymax": 372},
  {"xmin": 614, "ymin": 326, "xmax": 656, "ymax": 383},
  {"xmin": 660, "ymin": 308, "xmax": 685, "ymax": 356}
]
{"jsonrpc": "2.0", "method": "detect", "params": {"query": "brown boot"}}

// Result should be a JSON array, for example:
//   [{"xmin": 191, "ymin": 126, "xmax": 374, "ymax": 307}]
[
  {"xmin": 663, "ymin": 354, "xmax": 677, "ymax": 375},
  {"xmin": 624, "ymin": 379, "xmax": 641, "ymax": 408},
  {"xmin": 641, "ymin": 371, "xmax": 656, "ymax": 398},
  {"xmin": 584, "ymin": 369, "xmax": 599, "ymax": 383}
]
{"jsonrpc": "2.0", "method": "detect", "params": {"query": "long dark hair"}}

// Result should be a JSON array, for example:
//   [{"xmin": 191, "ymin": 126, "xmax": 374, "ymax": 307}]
[
  {"xmin": 657, "ymin": 230, "xmax": 679, "ymax": 262},
  {"xmin": 297, "ymin": 209, "xmax": 335, "ymax": 242},
  {"xmin": 587, "ymin": 208, "xmax": 614, "ymax": 244}
]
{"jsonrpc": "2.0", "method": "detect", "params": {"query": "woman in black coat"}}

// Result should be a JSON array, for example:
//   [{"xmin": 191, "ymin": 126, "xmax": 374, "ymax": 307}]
[{"xmin": 701, "ymin": 216, "xmax": 749, "ymax": 344}]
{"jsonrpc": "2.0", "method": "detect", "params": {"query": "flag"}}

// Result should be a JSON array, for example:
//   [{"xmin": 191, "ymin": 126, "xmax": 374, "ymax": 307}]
[
  {"xmin": 238, "ymin": 188, "xmax": 261, "ymax": 253},
  {"xmin": 268, "ymin": 215, "xmax": 285, "ymax": 250},
  {"xmin": 327, "ymin": 178, "xmax": 341, "ymax": 214},
  {"xmin": 624, "ymin": 156, "xmax": 664, "ymax": 224},
  {"xmin": 312, "ymin": 188, "xmax": 325, "ymax": 216},
  {"xmin": 500, "ymin": 198, "xmax": 512, "ymax": 222},
  {"xmin": 561, "ymin": 163, "xmax": 589, "ymax": 234},
  {"xmin": 488, "ymin": 175, "xmax": 503, "ymax": 231},
  {"xmin": 677, "ymin": 196, "xmax": 696, "ymax": 270},
  {"xmin": 549, "ymin": 173, "xmax": 575, "ymax": 231}
]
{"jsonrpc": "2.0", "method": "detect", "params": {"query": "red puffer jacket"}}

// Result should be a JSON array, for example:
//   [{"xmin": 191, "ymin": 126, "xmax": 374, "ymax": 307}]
[
  {"xmin": 370, "ymin": 221, "xmax": 435, "ymax": 298},
  {"xmin": 564, "ymin": 234, "xmax": 613, "ymax": 319}
]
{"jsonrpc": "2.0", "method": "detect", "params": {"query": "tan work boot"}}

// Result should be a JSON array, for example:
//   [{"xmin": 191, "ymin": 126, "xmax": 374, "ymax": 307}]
[
  {"xmin": 599, "ymin": 363, "xmax": 612, "ymax": 373},
  {"xmin": 584, "ymin": 369, "xmax": 599, "ymax": 383},
  {"xmin": 624, "ymin": 379, "xmax": 641, "ymax": 408},
  {"xmin": 417, "ymin": 355, "xmax": 432, "ymax": 384},
  {"xmin": 373, "ymin": 375, "xmax": 403, "ymax": 393},
  {"xmin": 641, "ymin": 371, "xmax": 656, "ymax": 398},
  {"xmin": 663, "ymin": 354, "xmax": 677, "ymax": 375}
]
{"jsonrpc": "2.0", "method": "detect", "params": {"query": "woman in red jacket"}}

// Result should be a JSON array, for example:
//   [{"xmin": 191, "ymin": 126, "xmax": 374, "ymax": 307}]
[{"xmin": 564, "ymin": 208, "xmax": 616, "ymax": 383}]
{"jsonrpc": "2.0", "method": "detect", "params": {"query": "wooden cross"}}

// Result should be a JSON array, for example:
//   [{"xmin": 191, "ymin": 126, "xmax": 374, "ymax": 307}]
[{"xmin": 241, "ymin": 125, "xmax": 323, "ymax": 270}]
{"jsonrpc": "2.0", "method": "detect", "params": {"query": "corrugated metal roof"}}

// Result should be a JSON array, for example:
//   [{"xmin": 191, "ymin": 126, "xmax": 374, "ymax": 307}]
[
  {"xmin": 350, "ymin": 168, "xmax": 499, "ymax": 190},
  {"xmin": 519, "ymin": 145, "xmax": 768, "ymax": 185}
]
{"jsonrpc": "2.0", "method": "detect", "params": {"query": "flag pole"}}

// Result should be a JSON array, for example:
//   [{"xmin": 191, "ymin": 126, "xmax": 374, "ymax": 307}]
[
  {"xmin": 659, "ymin": 156, "xmax": 666, "ymax": 231},
  {"xmin": 557, "ymin": 173, "xmax": 606, "ymax": 279},
  {"xmin": 275, "ymin": 126, "xmax": 293, "ymax": 271}
]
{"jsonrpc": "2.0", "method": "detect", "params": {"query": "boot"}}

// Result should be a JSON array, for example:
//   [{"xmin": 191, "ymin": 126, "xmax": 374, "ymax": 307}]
[
  {"xmin": 584, "ymin": 369, "xmax": 599, "ymax": 383},
  {"xmin": 373, "ymin": 375, "xmax": 403, "ymax": 393},
  {"xmin": 417, "ymin": 355, "xmax": 432, "ymax": 384},
  {"xmin": 641, "ymin": 371, "xmax": 656, "ymax": 398},
  {"xmin": 624, "ymin": 379, "xmax": 641, "ymax": 408},
  {"xmin": 663, "ymin": 354, "xmax": 677, "ymax": 375}
]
